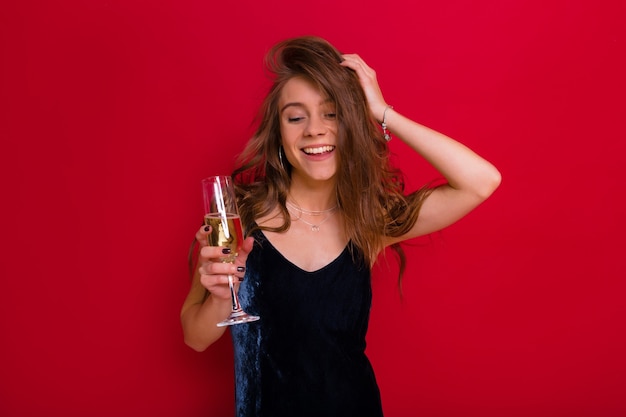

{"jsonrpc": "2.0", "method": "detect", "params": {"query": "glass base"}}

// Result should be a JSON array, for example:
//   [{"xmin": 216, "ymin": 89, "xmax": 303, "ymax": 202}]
[{"xmin": 217, "ymin": 310, "xmax": 260, "ymax": 327}]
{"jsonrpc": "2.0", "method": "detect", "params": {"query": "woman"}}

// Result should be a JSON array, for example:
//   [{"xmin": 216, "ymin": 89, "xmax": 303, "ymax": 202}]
[{"xmin": 181, "ymin": 36, "xmax": 501, "ymax": 417}]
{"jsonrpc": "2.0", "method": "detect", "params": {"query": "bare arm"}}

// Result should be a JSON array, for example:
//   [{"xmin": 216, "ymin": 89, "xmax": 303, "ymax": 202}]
[
  {"xmin": 341, "ymin": 54, "xmax": 501, "ymax": 244},
  {"xmin": 380, "ymin": 109, "xmax": 501, "ymax": 242}
]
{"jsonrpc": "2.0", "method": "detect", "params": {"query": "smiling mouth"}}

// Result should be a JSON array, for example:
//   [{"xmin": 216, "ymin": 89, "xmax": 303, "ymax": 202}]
[{"xmin": 302, "ymin": 145, "xmax": 335, "ymax": 155}]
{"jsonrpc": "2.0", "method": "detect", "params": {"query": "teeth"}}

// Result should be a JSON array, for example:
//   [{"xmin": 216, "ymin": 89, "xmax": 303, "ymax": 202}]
[{"xmin": 302, "ymin": 145, "xmax": 335, "ymax": 155}]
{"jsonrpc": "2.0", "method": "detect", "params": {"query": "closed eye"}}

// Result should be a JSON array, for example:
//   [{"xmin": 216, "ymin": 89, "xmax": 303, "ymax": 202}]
[{"xmin": 288, "ymin": 116, "xmax": 305, "ymax": 123}]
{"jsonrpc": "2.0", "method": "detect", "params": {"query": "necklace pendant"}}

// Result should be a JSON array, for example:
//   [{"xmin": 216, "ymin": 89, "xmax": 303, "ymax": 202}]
[{"xmin": 311, "ymin": 225, "xmax": 320, "ymax": 232}]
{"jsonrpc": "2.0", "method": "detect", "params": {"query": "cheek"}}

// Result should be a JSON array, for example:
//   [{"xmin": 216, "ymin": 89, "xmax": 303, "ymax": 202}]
[
  {"xmin": 280, "ymin": 125, "xmax": 300, "ymax": 145},
  {"xmin": 283, "ymin": 146, "xmax": 299, "ymax": 164},
  {"xmin": 278, "ymin": 132, "xmax": 298, "ymax": 161}
]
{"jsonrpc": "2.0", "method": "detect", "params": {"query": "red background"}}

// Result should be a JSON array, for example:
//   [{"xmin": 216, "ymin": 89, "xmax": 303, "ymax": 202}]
[{"xmin": 1, "ymin": 1, "xmax": 625, "ymax": 416}]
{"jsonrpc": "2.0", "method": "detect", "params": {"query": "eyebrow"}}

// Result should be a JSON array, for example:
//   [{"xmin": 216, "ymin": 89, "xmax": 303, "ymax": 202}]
[
  {"xmin": 280, "ymin": 102, "xmax": 304, "ymax": 113},
  {"xmin": 280, "ymin": 99, "xmax": 334, "ymax": 114}
]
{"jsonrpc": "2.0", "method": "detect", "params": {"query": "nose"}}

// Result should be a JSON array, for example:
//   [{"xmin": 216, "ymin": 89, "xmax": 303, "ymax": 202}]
[{"xmin": 304, "ymin": 115, "xmax": 327, "ymax": 137}]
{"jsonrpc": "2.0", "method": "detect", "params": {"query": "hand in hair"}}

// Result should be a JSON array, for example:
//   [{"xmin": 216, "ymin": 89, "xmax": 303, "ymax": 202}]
[{"xmin": 340, "ymin": 54, "xmax": 389, "ymax": 123}]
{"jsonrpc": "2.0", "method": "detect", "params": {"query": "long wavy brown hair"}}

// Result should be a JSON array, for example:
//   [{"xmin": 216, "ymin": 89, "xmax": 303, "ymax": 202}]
[{"xmin": 232, "ymin": 36, "xmax": 433, "ymax": 283}]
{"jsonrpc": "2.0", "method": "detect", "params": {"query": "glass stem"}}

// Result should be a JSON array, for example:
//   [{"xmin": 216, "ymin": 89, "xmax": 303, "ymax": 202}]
[{"xmin": 228, "ymin": 275, "xmax": 242, "ymax": 313}]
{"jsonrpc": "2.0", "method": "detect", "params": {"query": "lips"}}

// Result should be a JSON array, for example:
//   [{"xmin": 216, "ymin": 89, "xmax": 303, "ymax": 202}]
[{"xmin": 302, "ymin": 145, "xmax": 335, "ymax": 155}]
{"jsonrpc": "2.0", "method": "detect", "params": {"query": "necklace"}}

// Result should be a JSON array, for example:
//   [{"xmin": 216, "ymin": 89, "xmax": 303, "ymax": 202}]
[
  {"xmin": 286, "ymin": 201, "xmax": 338, "ymax": 232},
  {"xmin": 293, "ymin": 211, "xmax": 336, "ymax": 232},
  {"xmin": 286, "ymin": 201, "xmax": 338, "ymax": 216}
]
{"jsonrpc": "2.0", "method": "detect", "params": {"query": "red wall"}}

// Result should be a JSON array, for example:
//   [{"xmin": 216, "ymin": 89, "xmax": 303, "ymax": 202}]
[{"xmin": 2, "ymin": 1, "xmax": 625, "ymax": 416}]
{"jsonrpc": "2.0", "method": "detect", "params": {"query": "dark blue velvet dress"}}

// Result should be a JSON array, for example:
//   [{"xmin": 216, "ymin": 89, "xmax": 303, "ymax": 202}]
[{"xmin": 230, "ymin": 231, "xmax": 384, "ymax": 417}]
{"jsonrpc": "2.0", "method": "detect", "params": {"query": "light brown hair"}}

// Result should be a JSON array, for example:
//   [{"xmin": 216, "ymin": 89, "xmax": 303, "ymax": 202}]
[{"xmin": 232, "ymin": 36, "xmax": 432, "ymax": 282}]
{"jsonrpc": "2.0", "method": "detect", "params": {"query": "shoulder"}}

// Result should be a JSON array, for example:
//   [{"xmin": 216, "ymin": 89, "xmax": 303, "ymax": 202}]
[{"xmin": 255, "ymin": 207, "xmax": 286, "ymax": 229}]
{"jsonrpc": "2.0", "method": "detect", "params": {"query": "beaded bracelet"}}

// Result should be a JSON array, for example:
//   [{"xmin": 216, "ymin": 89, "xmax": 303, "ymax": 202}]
[{"xmin": 382, "ymin": 105, "xmax": 393, "ymax": 141}]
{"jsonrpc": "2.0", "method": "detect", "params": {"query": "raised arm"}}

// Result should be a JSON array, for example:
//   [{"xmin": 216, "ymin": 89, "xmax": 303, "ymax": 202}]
[{"xmin": 341, "ymin": 54, "xmax": 501, "ymax": 243}]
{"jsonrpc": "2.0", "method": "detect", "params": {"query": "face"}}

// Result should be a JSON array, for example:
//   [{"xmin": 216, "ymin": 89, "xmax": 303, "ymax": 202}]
[{"xmin": 278, "ymin": 76, "xmax": 339, "ymax": 185}]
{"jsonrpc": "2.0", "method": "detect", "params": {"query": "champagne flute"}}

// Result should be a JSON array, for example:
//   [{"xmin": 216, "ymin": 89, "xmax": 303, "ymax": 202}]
[{"xmin": 202, "ymin": 175, "xmax": 260, "ymax": 327}]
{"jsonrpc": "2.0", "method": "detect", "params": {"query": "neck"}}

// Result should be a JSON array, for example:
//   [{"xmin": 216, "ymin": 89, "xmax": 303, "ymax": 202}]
[{"xmin": 288, "ymin": 177, "xmax": 337, "ymax": 212}]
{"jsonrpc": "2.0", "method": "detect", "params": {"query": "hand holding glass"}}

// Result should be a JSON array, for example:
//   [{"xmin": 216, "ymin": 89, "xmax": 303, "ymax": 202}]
[{"xmin": 202, "ymin": 176, "xmax": 260, "ymax": 327}]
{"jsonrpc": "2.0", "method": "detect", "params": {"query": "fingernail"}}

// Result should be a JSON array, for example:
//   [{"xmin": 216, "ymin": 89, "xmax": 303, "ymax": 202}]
[
  {"xmin": 204, "ymin": 226, "xmax": 210, "ymax": 232},
  {"xmin": 222, "ymin": 248, "xmax": 231, "ymax": 254},
  {"xmin": 237, "ymin": 266, "xmax": 245, "ymax": 272}
]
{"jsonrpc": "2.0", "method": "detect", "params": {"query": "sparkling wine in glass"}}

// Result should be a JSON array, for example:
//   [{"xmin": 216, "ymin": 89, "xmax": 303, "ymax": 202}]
[{"xmin": 202, "ymin": 175, "xmax": 260, "ymax": 327}]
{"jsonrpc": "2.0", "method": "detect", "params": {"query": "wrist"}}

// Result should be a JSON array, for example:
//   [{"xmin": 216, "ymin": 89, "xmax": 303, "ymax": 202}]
[
  {"xmin": 374, "ymin": 104, "xmax": 391, "ymax": 124},
  {"xmin": 380, "ymin": 105, "xmax": 394, "ymax": 141}
]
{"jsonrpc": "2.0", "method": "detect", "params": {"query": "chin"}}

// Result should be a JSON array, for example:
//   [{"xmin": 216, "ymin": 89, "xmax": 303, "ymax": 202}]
[{"xmin": 312, "ymin": 172, "xmax": 338, "ymax": 183}]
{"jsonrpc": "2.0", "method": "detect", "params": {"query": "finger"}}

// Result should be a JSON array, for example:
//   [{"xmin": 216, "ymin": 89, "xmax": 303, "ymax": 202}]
[
  {"xmin": 341, "ymin": 53, "xmax": 364, "ymax": 63},
  {"xmin": 195, "ymin": 225, "xmax": 212, "ymax": 247},
  {"xmin": 199, "ymin": 275, "xmax": 241, "ymax": 300},
  {"xmin": 238, "ymin": 236, "xmax": 255, "ymax": 255},
  {"xmin": 341, "ymin": 54, "xmax": 375, "ymax": 76},
  {"xmin": 200, "ymin": 259, "xmax": 241, "ymax": 276},
  {"xmin": 199, "ymin": 260, "xmax": 244, "ymax": 282},
  {"xmin": 340, "ymin": 55, "xmax": 363, "ymax": 72},
  {"xmin": 199, "ymin": 245, "xmax": 234, "ymax": 261},
  {"xmin": 200, "ymin": 272, "xmax": 242, "ymax": 287}
]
